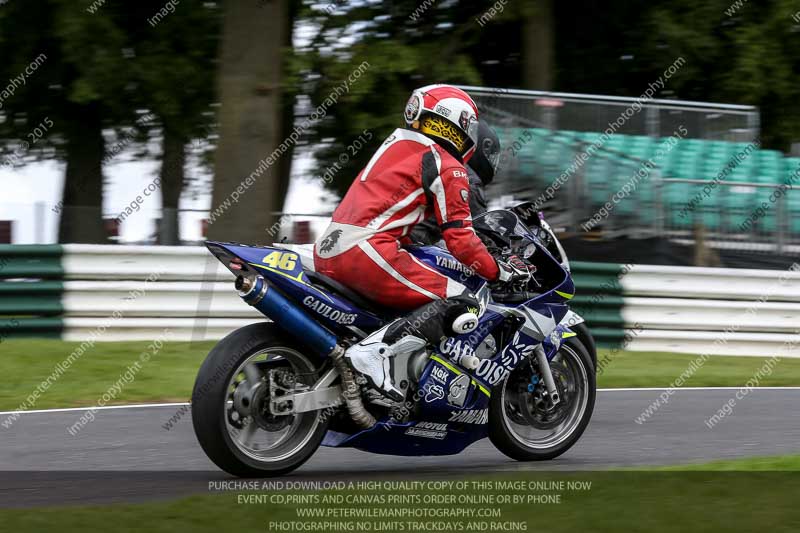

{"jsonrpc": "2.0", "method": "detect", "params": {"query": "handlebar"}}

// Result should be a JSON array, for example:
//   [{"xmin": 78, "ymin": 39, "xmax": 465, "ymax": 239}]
[{"xmin": 491, "ymin": 290, "xmax": 542, "ymax": 303}]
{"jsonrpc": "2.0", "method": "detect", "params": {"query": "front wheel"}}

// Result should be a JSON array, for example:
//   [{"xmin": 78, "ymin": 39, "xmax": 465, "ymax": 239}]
[
  {"xmin": 191, "ymin": 323, "xmax": 331, "ymax": 477},
  {"xmin": 571, "ymin": 321, "xmax": 597, "ymax": 372},
  {"xmin": 489, "ymin": 338, "xmax": 595, "ymax": 461}
]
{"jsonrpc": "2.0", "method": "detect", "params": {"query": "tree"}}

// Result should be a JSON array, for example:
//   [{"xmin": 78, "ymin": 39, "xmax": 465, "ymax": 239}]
[
  {"xmin": 207, "ymin": 0, "xmax": 291, "ymax": 244},
  {"xmin": 521, "ymin": 0, "xmax": 554, "ymax": 90},
  {"xmin": 643, "ymin": 0, "xmax": 800, "ymax": 149},
  {"xmin": 0, "ymin": 1, "xmax": 133, "ymax": 243},
  {"xmin": 126, "ymin": 1, "xmax": 221, "ymax": 244},
  {"xmin": 296, "ymin": 0, "xmax": 486, "ymax": 197}
]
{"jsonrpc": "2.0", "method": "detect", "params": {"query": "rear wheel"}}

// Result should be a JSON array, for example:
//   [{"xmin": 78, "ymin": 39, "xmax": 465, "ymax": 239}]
[
  {"xmin": 489, "ymin": 339, "xmax": 595, "ymax": 461},
  {"xmin": 191, "ymin": 323, "xmax": 331, "ymax": 477}
]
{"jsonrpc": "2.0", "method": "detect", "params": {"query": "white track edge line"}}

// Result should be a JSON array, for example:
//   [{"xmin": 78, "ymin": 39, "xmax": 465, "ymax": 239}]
[
  {"xmin": 598, "ymin": 387, "xmax": 800, "ymax": 392},
  {"xmin": 2, "ymin": 387, "xmax": 800, "ymax": 417},
  {"xmin": 0, "ymin": 402, "xmax": 189, "ymax": 416}
]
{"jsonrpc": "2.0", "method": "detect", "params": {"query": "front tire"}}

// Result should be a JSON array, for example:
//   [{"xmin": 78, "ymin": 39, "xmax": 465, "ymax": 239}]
[
  {"xmin": 489, "ymin": 338, "xmax": 595, "ymax": 461},
  {"xmin": 191, "ymin": 322, "xmax": 330, "ymax": 477},
  {"xmin": 571, "ymin": 322, "xmax": 597, "ymax": 371}
]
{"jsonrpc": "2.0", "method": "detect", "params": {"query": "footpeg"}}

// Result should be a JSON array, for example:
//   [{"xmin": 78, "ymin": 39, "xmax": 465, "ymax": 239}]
[{"xmin": 456, "ymin": 353, "xmax": 480, "ymax": 370}]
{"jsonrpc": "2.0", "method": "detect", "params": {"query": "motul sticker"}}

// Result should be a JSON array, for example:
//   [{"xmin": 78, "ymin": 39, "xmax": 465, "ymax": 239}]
[{"xmin": 405, "ymin": 421, "xmax": 447, "ymax": 440}]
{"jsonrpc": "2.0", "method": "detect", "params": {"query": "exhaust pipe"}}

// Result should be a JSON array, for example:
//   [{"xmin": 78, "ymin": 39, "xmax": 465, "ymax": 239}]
[
  {"xmin": 331, "ymin": 345, "xmax": 376, "ymax": 428},
  {"xmin": 237, "ymin": 275, "xmax": 376, "ymax": 428},
  {"xmin": 237, "ymin": 274, "xmax": 338, "ymax": 357}
]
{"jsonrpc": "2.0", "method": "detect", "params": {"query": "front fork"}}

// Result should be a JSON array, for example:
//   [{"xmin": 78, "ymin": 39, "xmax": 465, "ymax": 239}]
[{"xmin": 534, "ymin": 344, "xmax": 561, "ymax": 407}]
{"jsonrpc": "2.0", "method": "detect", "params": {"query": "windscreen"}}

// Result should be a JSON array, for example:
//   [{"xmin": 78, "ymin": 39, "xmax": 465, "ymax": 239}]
[
  {"xmin": 473, "ymin": 209, "xmax": 552, "ymax": 266},
  {"xmin": 473, "ymin": 210, "xmax": 532, "ymax": 243}
]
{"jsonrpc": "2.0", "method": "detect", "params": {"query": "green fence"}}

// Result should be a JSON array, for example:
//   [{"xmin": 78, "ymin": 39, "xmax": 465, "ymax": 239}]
[
  {"xmin": 0, "ymin": 245, "xmax": 64, "ymax": 339},
  {"xmin": 570, "ymin": 261, "xmax": 628, "ymax": 347}
]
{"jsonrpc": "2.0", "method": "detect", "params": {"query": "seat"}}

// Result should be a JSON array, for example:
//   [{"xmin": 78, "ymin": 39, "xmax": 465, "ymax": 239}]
[
  {"xmin": 304, "ymin": 270, "xmax": 394, "ymax": 319},
  {"xmin": 578, "ymin": 132, "xmax": 602, "ymax": 144},
  {"xmin": 663, "ymin": 180, "xmax": 693, "ymax": 228},
  {"xmin": 280, "ymin": 242, "xmax": 394, "ymax": 318},
  {"xmin": 584, "ymin": 154, "xmax": 614, "ymax": 205},
  {"xmin": 785, "ymin": 157, "xmax": 800, "ymax": 233},
  {"xmin": 280, "ymin": 243, "xmax": 316, "ymax": 271},
  {"xmin": 722, "ymin": 183, "xmax": 757, "ymax": 232}
]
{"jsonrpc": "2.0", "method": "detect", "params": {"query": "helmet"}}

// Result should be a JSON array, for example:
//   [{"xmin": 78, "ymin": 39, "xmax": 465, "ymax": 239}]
[
  {"xmin": 404, "ymin": 84, "xmax": 479, "ymax": 161},
  {"xmin": 468, "ymin": 121, "xmax": 501, "ymax": 185}
]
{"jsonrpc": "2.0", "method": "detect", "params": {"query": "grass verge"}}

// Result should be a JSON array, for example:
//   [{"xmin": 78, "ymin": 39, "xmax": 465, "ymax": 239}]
[
  {"xmin": 1, "ymin": 455, "xmax": 799, "ymax": 531},
  {"xmin": 595, "ymin": 348, "xmax": 798, "ymax": 389},
  {"xmin": 0, "ymin": 340, "xmax": 798, "ymax": 411},
  {"xmin": 0, "ymin": 339, "xmax": 214, "ymax": 410},
  {"xmin": 656, "ymin": 453, "xmax": 800, "ymax": 471}
]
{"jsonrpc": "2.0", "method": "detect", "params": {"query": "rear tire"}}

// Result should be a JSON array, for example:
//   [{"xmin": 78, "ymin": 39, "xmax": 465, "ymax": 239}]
[
  {"xmin": 489, "ymin": 339, "xmax": 595, "ymax": 461},
  {"xmin": 191, "ymin": 322, "xmax": 330, "ymax": 477}
]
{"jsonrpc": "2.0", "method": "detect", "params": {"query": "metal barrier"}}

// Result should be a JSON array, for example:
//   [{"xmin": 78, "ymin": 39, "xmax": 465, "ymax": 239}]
[
  {"xmin": 0, "ymin": 245, "xmax": 64, "ymax": 338},
  {"xmin": 463, "ymin": 86, "xmax": 759, "ymax": 141},
  {"xmin": 3, "ymin": 245, "xmax": 798, "ymax": 357},
  {"xmin": 466, "ymin": 110, "xmax": 796, "ymax": 254}
]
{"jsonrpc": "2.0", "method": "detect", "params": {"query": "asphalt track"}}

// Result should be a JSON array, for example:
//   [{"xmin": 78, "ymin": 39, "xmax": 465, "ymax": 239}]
[{"xmin": 2, "ymin": 388, "xmax": 799, "ymax": 507}]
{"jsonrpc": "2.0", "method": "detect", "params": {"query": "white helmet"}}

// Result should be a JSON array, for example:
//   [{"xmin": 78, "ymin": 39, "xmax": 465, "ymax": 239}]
[{"xmin": 404, "ymin": 84, "xmax": 480, "ymax": 161}]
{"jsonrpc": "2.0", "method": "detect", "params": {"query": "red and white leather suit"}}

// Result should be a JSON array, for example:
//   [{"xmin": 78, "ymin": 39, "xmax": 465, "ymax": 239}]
[{"xmin": 314, "ymin": 128, "xmax": 500, "ymax": 310}]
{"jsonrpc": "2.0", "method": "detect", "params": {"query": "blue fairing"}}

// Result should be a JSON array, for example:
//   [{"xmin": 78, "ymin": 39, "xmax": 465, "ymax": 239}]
[{"xmin": 325, "ymin": 350, "xmax": 493, "ymax": 456}]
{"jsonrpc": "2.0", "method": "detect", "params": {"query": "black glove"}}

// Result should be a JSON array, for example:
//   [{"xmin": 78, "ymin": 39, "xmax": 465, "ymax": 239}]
[{"xmin": 496, "ymin": 255, "xmax": 532, "ymax": 285}]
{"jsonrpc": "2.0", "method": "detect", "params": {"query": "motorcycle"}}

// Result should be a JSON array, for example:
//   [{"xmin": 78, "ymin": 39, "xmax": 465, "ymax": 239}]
[{"xmin": 192, "ymin": 206, "xmax": 596, "ymax": 477}]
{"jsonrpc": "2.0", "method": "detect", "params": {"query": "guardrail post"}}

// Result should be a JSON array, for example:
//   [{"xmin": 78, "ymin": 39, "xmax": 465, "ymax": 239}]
[
  {"xmin": 747, "ymin": 112, "xmax": 760, "ymax": 144},
  {"xmin": 569, "ymin": 141, "xmax": 582, "ymax": 231},
  {"xmin": 647, "ymin": 106, "xmax": 659, "ymax": 137},
  {"xmin": 720, "ymin": 185, "xmax": 729, "ymax": 240},
  {"xmin": 654, "ymin": 171, "xmax": 664, "ymax": 236},
  {"xmin": 777, "ymin": 192, "xmax": 786, "ymax": 254}
]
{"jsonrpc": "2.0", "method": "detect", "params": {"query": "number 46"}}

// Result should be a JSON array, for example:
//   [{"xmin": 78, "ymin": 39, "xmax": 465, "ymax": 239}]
[{"xmin": 262, "ymin": 251, "xmax": 298, "ymax": 270}]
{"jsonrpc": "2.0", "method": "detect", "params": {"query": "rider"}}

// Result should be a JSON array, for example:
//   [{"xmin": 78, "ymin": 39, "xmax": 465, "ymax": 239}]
[
  {"xmin": 314, "ymin": 84, "xmax": 528, "ymax": 401},
  {"xmin": 410, "ymin": 120, "xmax": 501, "ymax": 245}
]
